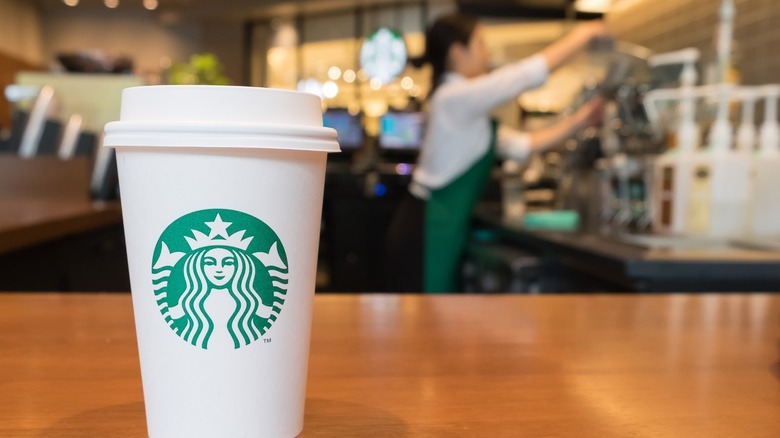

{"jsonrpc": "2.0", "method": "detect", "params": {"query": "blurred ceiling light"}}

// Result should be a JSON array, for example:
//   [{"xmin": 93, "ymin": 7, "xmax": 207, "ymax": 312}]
[
  {"xmin": 343, "ymin": 69, "xmax": 356, "ymax": 83},
  {"xmin": 369, "ymin": 78, "xmax": 382, "ymax": 90},
  {"xmin": 357, "ymin": 70, "xmax": 368, "ymax": 82},
  {"xmin": 63, "ymin": 0, "xmax": 79, "ymax": 6},
  {"xmin": 363, "ymin": 98, "xmax": 388, "ymax": 118},
  {"xmin": 409, "ymin": 85, "xmax": 422, "ymax": 98},
  {"xmin": 574, "ymin": 0, "xmax": 611, "ymax": 13},
  {"xmin": 104, "ymin": 0, "xmax": 119, "ymax": 8},
  {"xmin": 143, "ymin": 0, "xmax": 158, "ymax": 10},
  {"xmin": 323, "ymin": 81, "xmax": 339, "ymax": 99},
  {"xmin": 400, "ymin": 76, "xmax": 414, "ymax": 90},
  {"xmin": 327, "ymin": 66, "xmax": 342, "ymax": 81}
]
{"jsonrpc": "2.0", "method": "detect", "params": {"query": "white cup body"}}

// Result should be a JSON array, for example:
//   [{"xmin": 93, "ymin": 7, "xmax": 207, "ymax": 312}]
[
  {"xmin": 117, "ymin": 146, "xmax": 326, "ymax": 437},
  {"xmin": 105, "ymin": 85, "xmax": 338, "ymax": 438}
]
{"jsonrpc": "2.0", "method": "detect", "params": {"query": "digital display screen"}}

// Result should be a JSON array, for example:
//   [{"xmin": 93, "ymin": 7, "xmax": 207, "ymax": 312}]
[
  {"xmin": 379, "ymin": 112, "xmax": 425, "ymax": 150},
  {"xmin": 323, "ymin": 110, "xmax": 364, "ymax": 150}
]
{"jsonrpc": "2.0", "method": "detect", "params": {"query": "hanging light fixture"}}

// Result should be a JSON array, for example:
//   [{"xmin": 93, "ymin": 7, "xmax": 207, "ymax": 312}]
[{"xmin": 574, "ymin": 0, "xmax": 610, "ymax": 13}]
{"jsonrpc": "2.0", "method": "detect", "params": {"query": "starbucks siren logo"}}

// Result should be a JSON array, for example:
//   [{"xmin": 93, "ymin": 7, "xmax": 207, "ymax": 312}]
[{"xmin": 151, "ymin": 209, "xmax": 288, "ymax": 350}]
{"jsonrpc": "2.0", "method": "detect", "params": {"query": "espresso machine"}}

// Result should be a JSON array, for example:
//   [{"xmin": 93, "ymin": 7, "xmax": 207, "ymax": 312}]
[{"xmin": 555, "ymin": 42, "xmax": 689, "ymax": 236}]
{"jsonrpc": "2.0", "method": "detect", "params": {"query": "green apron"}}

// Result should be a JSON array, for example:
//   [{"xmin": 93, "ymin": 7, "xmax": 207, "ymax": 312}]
[{"xmin": 424, "ymin": 120, "xmax": 498, "ymax": 293}]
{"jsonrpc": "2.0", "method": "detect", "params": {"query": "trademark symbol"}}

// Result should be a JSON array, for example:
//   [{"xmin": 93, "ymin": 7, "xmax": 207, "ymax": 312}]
[{"xmin": 263, "ymin": 338, "xmax": 272, "ymax": 344}]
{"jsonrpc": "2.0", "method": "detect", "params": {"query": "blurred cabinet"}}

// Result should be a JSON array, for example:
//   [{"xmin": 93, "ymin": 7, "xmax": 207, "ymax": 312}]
[
  {"xmin": 0, "ymin": 223, "xmax": 129, "ymax": 292},
  {"xmin": 320, "ymin": 169, "xmax": 410, "ymax": 292},
  {"xmin": 0, "ymin": 157, "xmax": 127, "ymax": 292}
]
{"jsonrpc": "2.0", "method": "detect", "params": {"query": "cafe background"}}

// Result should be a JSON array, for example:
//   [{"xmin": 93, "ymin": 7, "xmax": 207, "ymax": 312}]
[{"xmin": 2, "ymin": 0, "xmax": 780, "ymax": 293}]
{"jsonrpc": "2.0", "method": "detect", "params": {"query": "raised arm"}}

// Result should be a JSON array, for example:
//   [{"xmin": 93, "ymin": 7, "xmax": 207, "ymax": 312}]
[
  {"xmin": 436, "ymin": 54, "xmax": 549, "ymax": 123},
  {"xmin": 440, "ymin": 21, "xmax": 609, "ymax": 122},
  {"xmin": 541, "ymin": 21, "xmax": 610, "ymax": 72},
  {"xmin": 498, "ymin": 97, "xmax": 605, "ymax": 160}
]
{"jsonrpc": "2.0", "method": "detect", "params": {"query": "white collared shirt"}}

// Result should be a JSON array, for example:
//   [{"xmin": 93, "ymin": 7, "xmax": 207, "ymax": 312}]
[{"xmin": 411, "ymin": 54, "xmax": 549, "ymax": 199}]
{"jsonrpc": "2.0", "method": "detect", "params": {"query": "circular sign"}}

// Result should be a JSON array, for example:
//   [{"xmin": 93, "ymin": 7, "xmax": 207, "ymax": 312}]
[{"xmin": 360, "ymin": 27, "xmax": 408, "ymax": 85}]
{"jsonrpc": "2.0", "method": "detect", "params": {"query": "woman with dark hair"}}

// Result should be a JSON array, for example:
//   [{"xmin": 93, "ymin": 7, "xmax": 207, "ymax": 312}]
[{"xmin": 386, "ymin": 13, "xmax": 609, "ymax": 293}]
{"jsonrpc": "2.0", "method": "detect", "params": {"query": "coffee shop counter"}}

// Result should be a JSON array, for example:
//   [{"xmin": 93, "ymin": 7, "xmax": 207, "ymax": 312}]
[
  {"xmin": 0, "ymin": 198, "xmax": 127, "ymax": 291},
  {"xmin": 472, "ymin": 205, "xmax": 780, "ymax": 292},
  {"xmin": 0, "ymin": 156, "xmax": 128, "ymax": 292},
  {"xmin": 1, "ymin": 292, "xmax": 778, "ymax": 436}
]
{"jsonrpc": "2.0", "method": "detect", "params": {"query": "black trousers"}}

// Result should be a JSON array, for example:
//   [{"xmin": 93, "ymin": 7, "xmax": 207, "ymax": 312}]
[{"xmin": 384, "ymin": 192, "xmax": 424, "ymax": 292}]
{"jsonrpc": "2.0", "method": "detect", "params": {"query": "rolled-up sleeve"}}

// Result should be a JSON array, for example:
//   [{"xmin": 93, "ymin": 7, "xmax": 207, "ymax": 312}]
[
  {"xmin": 497, "ymin": 125, "xmax": 532, "ymax": 162},
  {"xmin": 437, "ymin": 54, "xmax": 549, "ymax": 123}
]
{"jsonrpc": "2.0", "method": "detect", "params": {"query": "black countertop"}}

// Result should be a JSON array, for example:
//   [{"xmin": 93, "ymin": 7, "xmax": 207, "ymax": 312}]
[{"xmin": 473, "ymin": 205, "xmax": 780, "ymax": 292}]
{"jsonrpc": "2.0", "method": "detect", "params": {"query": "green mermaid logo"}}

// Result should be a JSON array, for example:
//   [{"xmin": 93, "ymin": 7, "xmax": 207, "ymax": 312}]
[{"xmin": 151, "ymin": 209, "xmax": 288, "ymax": 350}]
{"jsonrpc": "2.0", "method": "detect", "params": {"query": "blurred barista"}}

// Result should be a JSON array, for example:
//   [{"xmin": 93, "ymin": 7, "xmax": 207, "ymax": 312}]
[{"xmin": 385, "ymin": 13, "xmax": 609, "ymax": 293}]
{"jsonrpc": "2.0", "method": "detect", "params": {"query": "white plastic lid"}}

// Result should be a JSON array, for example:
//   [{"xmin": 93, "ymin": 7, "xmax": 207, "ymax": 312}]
[{"xmin": 103, "ymin": 85, "xmax": 340, "ymax": 153}]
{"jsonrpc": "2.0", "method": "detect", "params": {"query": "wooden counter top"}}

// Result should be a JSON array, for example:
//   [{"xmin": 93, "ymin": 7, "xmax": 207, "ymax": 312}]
[
  {"xmin": 0, "ymin": 199, "xmax": 121, "ymax": 255},
  {"xmin": 0, "ymin": 293, "xmax": 778, "ymax": 437},
  {"xmin": 0, "ymin": 156, "xmax": 122, "ymax": 256}
]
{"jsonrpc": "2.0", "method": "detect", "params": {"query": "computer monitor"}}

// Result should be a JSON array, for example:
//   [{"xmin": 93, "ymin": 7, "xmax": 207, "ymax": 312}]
[
  {"xmin": 379, "ymin": 112, "xmax": 425, "ymax": 151},
  {"xmin": 323, "ymin": 109, "xmax": 364, "ymax": 150}
]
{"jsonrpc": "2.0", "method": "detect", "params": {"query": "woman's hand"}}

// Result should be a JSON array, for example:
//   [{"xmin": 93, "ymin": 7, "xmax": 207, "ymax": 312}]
[
  {"xmin": 573, "ymin": 96, "xmax": 606, "ymax": 130},
  {"xmin": 541, "ymin": 21, "xmax": 612, "ymax": 72},
  {"xmin": 525, "ymin": 96, "xmax": 605, "ymax": 153},
  {"xmin": 577, "ymin": 20, "xmax": 611, "ymax": 42}
]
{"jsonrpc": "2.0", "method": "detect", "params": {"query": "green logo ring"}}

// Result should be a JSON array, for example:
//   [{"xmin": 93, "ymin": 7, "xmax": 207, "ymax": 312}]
[{"xmin": 151, "ymin": 209, "xmax": 288, "ymax": 350}]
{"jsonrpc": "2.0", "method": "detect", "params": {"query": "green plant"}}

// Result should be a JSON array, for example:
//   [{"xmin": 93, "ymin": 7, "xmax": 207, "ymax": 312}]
[{"xmin": 169, "ymin": 53, "xmax": 230, "ymax": 85}]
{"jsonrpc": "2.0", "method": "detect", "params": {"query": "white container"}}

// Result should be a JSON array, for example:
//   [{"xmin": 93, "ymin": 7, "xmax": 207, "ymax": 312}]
[
  {"xmin": 750, "ymin": 152, "xmax": 780, "ymax": 236},
  {"xmin": 680, "ymin": 84, "xmax": 750, "ymax": 238},
  {"xmin": 650, "ymin": 87, "xmax": 701, "ymax": 236},
  {"xmin": 652, "ymin": 150, "xmax": 697, "ymax": 235},
  {"xmin": 748, "ymin": 85, "xmax": 780, "ymax": 237},
  {"xmin": 645, "ymin": 48, "xmax": 702, "ymax": 236},
  {"xmin": 686, "ymin": 149, "xmax": 751, "ymax": 238},
  {"xmin": 103, "ymin": 85, "xmax": 339, "ymax": 438}
]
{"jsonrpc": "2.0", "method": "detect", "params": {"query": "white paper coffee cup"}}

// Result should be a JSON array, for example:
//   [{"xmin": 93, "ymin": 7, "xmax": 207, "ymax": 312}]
[{"xmin": 104, "ymin": 85, "xmax": 339, "ymax": 438}]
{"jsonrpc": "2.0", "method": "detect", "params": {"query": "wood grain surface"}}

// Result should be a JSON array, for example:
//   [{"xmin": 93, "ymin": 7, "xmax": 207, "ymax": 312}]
[{"xmin": 0, "ymin": 293, "xmax": 778, "ymax": 437}]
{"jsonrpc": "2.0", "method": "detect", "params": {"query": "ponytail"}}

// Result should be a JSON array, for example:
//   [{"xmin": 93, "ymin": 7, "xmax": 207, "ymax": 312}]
[
  {"xmin": 411, "ymin": 13, "xmax": 478, "ymax": 96},
  {"xmin": 409, "ymin": 53, "xmax": 429, "ymax": 69}
]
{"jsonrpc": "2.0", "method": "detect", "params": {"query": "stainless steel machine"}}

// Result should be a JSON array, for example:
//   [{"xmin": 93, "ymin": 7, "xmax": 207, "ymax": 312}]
[{"xmin": 555, "ymin": 42, "xmax": 689, "ymax": 235}]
